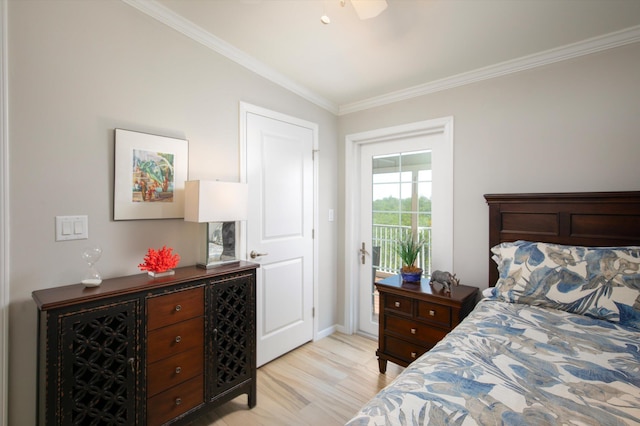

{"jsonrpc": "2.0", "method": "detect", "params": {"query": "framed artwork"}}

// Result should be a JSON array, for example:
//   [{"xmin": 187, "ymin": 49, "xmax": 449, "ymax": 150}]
[{"xmin": 114, "ymin": 129, "xmax": 188, "ymax": 220}]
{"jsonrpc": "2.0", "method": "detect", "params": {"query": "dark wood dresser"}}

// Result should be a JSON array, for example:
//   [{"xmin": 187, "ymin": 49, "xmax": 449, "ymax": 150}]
[
  {"xmin": 375, "ymin": 275, "xmax": 478, "ymax": 373},
  {"xmin": 32, "ymin": 262, "xmax": 258, "ymax": 426}
]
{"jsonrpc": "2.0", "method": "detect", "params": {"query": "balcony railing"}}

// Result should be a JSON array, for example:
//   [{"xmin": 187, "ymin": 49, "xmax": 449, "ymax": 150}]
[{"xmin": 372, "ymin": 224, "xmax": 432, "ymax": 277}]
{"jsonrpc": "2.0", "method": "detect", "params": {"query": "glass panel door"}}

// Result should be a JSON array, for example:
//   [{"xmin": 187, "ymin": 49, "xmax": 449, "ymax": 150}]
[{"xmin": 358, "ymin": 137, "xmax": 432, "ymax": 336}]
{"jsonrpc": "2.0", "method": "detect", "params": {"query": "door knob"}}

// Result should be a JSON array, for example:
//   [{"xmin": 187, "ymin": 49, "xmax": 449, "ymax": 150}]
[
  {"xmin": 250, "ymin": 250, "xmax": 269, "ymax": 259},
  {"xmin": 359, "ymin": 242, "xmax": 370, "ymax": 264}
]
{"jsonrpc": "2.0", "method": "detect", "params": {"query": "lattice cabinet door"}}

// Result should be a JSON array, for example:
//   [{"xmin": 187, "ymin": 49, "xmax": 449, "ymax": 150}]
[
  {"xmin": 57, "ymin": 299, "xmax": 142, "ymax": 425},
  {"xmin": 207, "ymin": 271, "xmax": 256, "ymax": 407}
]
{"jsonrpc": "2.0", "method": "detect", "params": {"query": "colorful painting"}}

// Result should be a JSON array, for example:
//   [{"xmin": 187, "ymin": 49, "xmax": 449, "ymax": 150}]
[
  {"xmin": 131, "ymin": 149, "xmax": 175, "ymax": 203},
  {"xmin": 114, "ymin": 129, "xmax": 188, "ymax": 220}
]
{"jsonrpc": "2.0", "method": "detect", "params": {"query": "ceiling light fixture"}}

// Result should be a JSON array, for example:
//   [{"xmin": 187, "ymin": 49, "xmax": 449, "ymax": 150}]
[
  {"xmin": 341, "ymin": 0, "xmax": 388, "ymax": 20},
  {"xmin": 321, "ymin": 0, "xmax": 331, "ymax": 24},
  {"xmin": 322, "ymin": 0, "xmax": 388, "ymax": 24}
]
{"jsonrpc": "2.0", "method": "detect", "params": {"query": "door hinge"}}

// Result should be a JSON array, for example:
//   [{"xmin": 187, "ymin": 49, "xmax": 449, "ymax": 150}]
[
  {"xmin": 312, "ymin": 149, "xmax": 319, "ymax": 160},
  {"xmin": 312, "ymin": 229, "xmax": 315, "ymax": 239},
  {"xmin": 312, "ymin": 307, "xmax": 315, "ymax": 318}
]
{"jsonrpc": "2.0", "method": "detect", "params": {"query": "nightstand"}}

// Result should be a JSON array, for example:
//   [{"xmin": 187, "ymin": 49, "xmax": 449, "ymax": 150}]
[{"xmin": 375, "ymin": 275, "xmax": 478, "ymax": 373}]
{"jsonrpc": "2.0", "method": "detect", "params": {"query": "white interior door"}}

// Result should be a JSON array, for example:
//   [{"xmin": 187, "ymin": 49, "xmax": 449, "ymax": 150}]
[{"xmin": 242, "ymin": 104, "xmax": 315, "ymax": 367}]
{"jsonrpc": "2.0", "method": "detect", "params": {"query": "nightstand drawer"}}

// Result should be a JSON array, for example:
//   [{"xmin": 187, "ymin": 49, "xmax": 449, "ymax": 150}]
[
  {"xmin": 384, "ymin": 335, "xmax": 429, "ymax": 363},
  {"xmin": 147, "ymin": 375, "xmax": 204, "ymax": 426},
  {"xmin": 384, "ymin": 294, "xmax": 413, "ymax": 315},
  {"xmin": 385, "ymin": 315, "xmax": 447, "ymax": 344},
  {"xmin": 417, "ymin": 300, "xmax": 451, "ymax": 326},
  {"xmin": 148, "ymin": 347, "xmax": 204, "ymax": 397},
  {"xmin": 147, "ymin": 286, "xmax": 204, "ymax": 331},
  {"xmin": 148, "ymin": 317, "xmax": 204, "ymax": 363}
]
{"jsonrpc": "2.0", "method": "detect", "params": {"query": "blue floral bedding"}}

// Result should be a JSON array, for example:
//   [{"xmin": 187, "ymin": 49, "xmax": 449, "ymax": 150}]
[{"xmin": 347, "ymin": 300, "xmax": 640, "ymax": 425}]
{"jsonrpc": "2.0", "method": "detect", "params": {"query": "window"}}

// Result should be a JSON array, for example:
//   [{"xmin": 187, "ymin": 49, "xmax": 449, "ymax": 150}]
[{"xmin": 372, "ymin": 150, "xmax": 433, "ymax": 278}]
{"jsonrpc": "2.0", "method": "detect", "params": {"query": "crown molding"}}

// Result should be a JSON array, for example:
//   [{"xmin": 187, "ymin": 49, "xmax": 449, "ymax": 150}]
[
  {"xmin": 339, "ymin": 25, "xmax": 640, "ymax": 115},
  {"xmin": 121, "ymin": 0, "xmax": 640, "ymax": 117},
  {"xmin": 121, "ymin": 0, "xmax": 339, "ymax": 115}
]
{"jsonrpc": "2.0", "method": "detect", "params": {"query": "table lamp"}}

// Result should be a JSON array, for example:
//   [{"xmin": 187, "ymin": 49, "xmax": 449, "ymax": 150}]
[{"xmin": 184, "ymin": 180, "xmax": 248, "ymax": 269}]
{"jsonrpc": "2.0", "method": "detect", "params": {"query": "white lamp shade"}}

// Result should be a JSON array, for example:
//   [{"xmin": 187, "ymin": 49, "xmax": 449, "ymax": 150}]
[{"xmin": 184, "ymin": 180, "xmax": 248, "ymax": 223}]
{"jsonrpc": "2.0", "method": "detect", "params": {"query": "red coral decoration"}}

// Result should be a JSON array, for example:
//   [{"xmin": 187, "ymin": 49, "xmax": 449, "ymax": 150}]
[{"xmin": 138, "ymin": 246, "xmax": 180, "ymax": 273}]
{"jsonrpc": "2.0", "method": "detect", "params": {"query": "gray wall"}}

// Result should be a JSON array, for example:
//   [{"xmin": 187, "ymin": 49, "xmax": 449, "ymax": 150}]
[
  {"xmin": 338, "ymin": 42, "xmax": 640, "ymax": 325},
  {"xmin": 7, "ymin": 0, "xmax": 640, "ymax": 424},
  {"xmin": 8, "ymin": 1, "xmax": 338, "ymax": 424}
]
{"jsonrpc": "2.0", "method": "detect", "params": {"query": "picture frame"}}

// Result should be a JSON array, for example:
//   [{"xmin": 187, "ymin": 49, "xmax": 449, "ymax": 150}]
[{"xmin": 114, "ymin": 129, "xmax": 188, "ymax": 220}]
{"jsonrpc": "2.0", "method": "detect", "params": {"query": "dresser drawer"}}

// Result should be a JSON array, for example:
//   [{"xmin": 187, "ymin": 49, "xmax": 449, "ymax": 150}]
[
  {"xmin": 384, "ymin": 335, "xmax": 429, "ymax": 363},
  {"xmin": 147, "ymin": 286, "xmax": 204, "ymax": 331},
  {"xmin": 385, "ymin": 315, "xmax": 448, "ymax": 345},
  {"xmin": 384, "ymin": 294, "xmax": 413, "ymax": 316},
  {"xmin": 148, "ymin": 347, "xmax": 204, "ymax": 398},
  {"xmin": 148, "ymin": 317, "xmax": 204, "ymax": 363},
  {"xmin": 147, "ymin": 375, "xmax": 204, "ymax": 426},
  {"xmin": 417, "ymin": 300, "xmax": 451, "ymax": 326}
]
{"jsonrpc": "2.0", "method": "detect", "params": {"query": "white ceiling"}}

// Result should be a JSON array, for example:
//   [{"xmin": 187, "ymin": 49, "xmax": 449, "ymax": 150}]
[{"xmin": 129, "ymin": 0, "xmax": 640, "ymax": 114}]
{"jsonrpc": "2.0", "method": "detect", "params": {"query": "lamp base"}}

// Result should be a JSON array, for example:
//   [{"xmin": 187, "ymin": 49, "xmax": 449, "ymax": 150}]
[{"xmin": 196, "ymin": 259, "xmax": 241, "ymax": 269}]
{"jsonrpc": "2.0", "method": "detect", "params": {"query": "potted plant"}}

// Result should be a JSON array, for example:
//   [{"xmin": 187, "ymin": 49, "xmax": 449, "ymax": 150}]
[{"xmin": 396, "ymin": 235, "xmax": 425, "ymax": 283}]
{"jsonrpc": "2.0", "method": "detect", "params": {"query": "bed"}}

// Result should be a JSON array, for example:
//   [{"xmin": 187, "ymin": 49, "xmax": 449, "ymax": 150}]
[{"xmin": 347, "ymin": 191, "xmax": 640, "ymax": 425}]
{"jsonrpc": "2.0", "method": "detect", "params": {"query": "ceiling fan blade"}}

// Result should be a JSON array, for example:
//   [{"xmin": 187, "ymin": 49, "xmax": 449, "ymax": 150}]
[{"xmin": 350, "ymin": 0, "xmax": 388, "ymax": 20}]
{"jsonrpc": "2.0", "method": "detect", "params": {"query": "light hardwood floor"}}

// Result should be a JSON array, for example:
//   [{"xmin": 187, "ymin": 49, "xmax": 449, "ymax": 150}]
[{"xmin": 190, "ymin": 333, "xmax": 404, "ymax": 426}]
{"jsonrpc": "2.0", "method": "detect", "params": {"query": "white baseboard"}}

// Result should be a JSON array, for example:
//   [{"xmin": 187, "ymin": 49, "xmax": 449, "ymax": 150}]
[
  {"xmin": 316, "ymin": 324, "xmax": 337, "ymax": 340},
  {"xmin": 334, "ymin": 324, "xmax": 349, "ymax": 335}
]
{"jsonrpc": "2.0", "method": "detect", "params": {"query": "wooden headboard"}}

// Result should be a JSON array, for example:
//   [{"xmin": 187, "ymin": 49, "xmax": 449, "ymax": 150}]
[{"xmin": 484, "ymin": 191, "xmax": 640, "ymax": 287}]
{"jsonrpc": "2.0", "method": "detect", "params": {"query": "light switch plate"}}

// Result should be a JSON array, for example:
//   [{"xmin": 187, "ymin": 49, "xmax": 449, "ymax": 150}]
[{"xmin": 56, "ymin": 215, "xmax": 88, "ymax": 241}]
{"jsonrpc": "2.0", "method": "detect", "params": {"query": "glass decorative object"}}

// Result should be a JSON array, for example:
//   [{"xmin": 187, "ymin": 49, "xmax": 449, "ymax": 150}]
[{"xmin": 81, "ymin": 246, "xmax": 103, "ymax": 287}]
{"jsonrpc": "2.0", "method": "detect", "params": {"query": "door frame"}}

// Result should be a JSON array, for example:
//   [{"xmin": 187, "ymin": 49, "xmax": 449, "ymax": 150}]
[
  {"xmin": 1, "ymin": 0, "xmax": 8, "ymax": 422},
  {"xmin": 344, "ymin": 117, "xmax": 454, "ymax": 335},
  {"xmin": 238, "ymin": 101, "xmax": 319, "ymax": 343}
]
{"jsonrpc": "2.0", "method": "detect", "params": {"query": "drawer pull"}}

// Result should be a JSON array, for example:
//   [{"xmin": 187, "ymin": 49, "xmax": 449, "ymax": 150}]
[
  {"xmin": 175, "ymin": 335, "xmax": 182, "ymax": 343},
  {"xmin": 394, "ymin": 301, "xmax": 401, "ymax": 308},
  {"xmin": 411, "ymin": 352, "xmax": 417, "ymax": 358},
  {"xmin": 175, "ymin": 304, "xmax": 182, "ymax": 312},
  {"xmin": 175, "ymin": 366, "xmax": 182, "ymax": 374},
  {"xmin": 175, "ymin": 397, "xmax": 182, "ymax": 406},
  {"xmin": 429, "ymin": 310, "xmax": 436, "ymax": 316},
  {"xmin": 410, "ymin": 328, "xmax": 417, "ymax": 334},
  {"xmin": 128, "ymin": 357, "xmax": 135, "ymax": 373}
]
